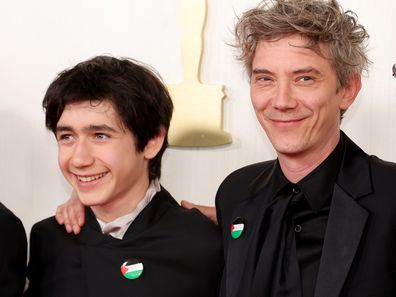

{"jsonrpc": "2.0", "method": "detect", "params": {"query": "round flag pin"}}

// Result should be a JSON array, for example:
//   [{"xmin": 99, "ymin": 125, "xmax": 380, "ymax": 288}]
[
  {"xmin": 121, "ymin": 258, "xmax": 144, "ymax": 280},
  {"xmin": 231, "ymin": 217, "xmax": 245, "ymax": 239}
]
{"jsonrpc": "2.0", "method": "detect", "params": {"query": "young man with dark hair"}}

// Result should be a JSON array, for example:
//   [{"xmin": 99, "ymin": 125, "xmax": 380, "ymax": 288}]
[{"xmin": 25, "ymin": 56, "xmax": 222, "ymax": 297}]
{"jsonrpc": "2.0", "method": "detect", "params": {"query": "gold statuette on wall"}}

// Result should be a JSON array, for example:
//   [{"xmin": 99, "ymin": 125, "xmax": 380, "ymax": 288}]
[{"xmin": 167, "ymin": 0, "xmax": 232, "ymax": 147}]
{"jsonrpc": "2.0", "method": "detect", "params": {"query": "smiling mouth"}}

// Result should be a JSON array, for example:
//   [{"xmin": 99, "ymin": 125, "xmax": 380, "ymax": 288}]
[
  {"xmin": 265, "ymin": 111, "xmax": 309, "ymax": 123},
  {"xmin": 271, "ymin": 118, "xmax": 304, "ymax": 123},
  {"xmin": 76, "ymin": 172, "xmax": 108, "ymax": 182}
]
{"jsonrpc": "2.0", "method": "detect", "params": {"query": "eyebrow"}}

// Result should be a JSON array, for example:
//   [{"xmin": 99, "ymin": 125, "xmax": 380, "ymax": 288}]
[
  {"xmin": 252, "ymin": 68, "xmax": 274, "ymax": 76},
  {"xmin": 55, "ymin": 124, "xmax": 118, "ymax": 135},
  {"xmin": 251, "ymin": 67, "xmax": 322, "ymax": 76},
  {"xmin": 292, "ymin": 67, "xmax": 322, "ymax": 76}
]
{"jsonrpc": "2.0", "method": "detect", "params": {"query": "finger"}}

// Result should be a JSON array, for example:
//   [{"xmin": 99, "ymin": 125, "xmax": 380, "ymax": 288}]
[
  {"xmin": 70, "ymin": 190, "xmax": 86, "ymax": 227},
  {"xmin": 69, "ymin": 205, "xmax": 84, "ymax": 235},
  {"xmin": 55, "ymin": 205, "xmax": 65, "ymax": 225},
  {"xmin": 207, "ymin": 211, "xmax": 218, "ymax": 225},
  {"xmin": 67, "ymin": 206, "xmax": 79, "ymax": 228},
  {"xmin": 200, "ymin": 206, "xmax": 217, "ymax": 225},
  {"xmin": 180, "ymin": 200, "xmax": 195, "ymax": 209},
  {"xmin": 63, "ymin": 211, "xmax": 73, "ymax": 234},
  {"xmin": 75, "ymin": 202, "xmax": 85, "ymax": 227},
  {"xmin": 181, "ymin": 200, "xmax": 218, "ymax": 225},
  {"xmin": 181, "ymin": 200, "xmax": 211, "ymax": 214},
  {"xmin": 72, "ymin": 224, "xmax": 81, "ymax": 235},
  {"xmin": 77, "ymin": 212, "xmax": 85, "ymax": 227}
]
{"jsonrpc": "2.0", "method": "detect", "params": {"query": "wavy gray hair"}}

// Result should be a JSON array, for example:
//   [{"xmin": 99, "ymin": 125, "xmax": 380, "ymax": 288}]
[{"xmin": 235, "ymin": 0, "xmax": 370, "ymax": 87}]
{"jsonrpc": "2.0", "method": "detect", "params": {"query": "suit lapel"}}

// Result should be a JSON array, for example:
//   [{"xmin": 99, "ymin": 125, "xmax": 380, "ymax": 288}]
[
  {"xmin": 122, "ymin": 188, "xmax": 175, "ymax": 240},
  {"xmin": 314, "ymin": 184, "xmax": 368, "ymax": 297},
  {"xmin": 225, "ymin": 195, "xmax": 267, "ymax": 297},
  {"xmin": 79, "ymin": 189, "xmax": 175, "ymax": 244},
  {"xmin": 314, "ymin": 133, "xmax": 372, "ymax": 297},
  {"xmin": 226, "ymin": 162, "xmax": 282, "ymax": 297}
]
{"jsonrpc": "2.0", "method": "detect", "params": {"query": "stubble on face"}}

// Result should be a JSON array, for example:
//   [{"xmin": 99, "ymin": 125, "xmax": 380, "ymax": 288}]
[{"xmin": 250, "ymin": 35, "xmax": 348, "ymax": 179}]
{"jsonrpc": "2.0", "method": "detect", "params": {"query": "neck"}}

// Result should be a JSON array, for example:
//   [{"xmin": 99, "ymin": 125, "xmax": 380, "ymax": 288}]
[
  {"xmin": 277, "ymin": 132, "xmax": 340, "ymax": 183},
  {"xmin": 91, "ymin": 179, "xmax": 150, "ymax": 223}
]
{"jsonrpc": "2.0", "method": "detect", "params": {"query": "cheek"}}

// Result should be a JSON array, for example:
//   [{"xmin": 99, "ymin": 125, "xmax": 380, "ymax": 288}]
[
  {"xmin": 58, "ymin": 156, "xmax": 72, "ymax": 182},
  {"xmin": 307, "ymin": 99, "xmax": 341, "ymax": 128},
  {"xmin": 301, "ymin": 91, "xmax": 333, "ymax": 112},
  {"xmin": 98, "ymin": 146, "xmax": 132, "ymax": 170},
  {"xmin": 250, "ymin": 91, "xmax": 267, "ymax": 112},
  {"xmin": 57, "ymin": 148, "xmax": 69, "ymax": 170}
]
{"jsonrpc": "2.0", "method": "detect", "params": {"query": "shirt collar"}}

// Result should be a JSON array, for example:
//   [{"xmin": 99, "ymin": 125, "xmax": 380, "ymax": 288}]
[
  {"xmin": 96, "ymin": 179, "xmax": 160, "ymax": 239},
  {"xmin": 272, "ymin": 134, "xmax": 345, "ymax": 212}
]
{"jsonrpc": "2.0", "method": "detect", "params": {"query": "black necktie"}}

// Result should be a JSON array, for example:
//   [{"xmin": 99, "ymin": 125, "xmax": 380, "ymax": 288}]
[{"xmin": 252, "ymin": 186, "xmax": 303, "ymax": 297}]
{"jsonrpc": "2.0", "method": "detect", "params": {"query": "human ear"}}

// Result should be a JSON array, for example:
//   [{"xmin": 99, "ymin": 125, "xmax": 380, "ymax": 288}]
[
  {"xmin": 143, "ymin": 126, "xmax": 166, "ymax": 160},
  {"xmin": 339, "ymin": 73, "xmax": 362, "ymax": 110}
]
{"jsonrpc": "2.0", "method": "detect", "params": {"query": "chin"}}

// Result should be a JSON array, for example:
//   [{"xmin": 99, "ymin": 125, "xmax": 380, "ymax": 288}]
[
  {"xmin": 272, "ymin": 142, "xmax": 306, "ymax": 156},
  {"xmin": 77, "ymin": 194, "xmax": 102, "ymax": 207}
]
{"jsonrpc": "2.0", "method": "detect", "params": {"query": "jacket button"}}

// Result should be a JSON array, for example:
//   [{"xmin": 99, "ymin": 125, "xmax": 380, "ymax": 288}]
[{"xmin": 294, "ymin": 224, "xmax": 302, "ymax": 233}]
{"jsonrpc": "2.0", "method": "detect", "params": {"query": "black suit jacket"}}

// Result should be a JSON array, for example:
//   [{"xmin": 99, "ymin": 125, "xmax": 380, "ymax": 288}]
[
  {"xmin": 216, "ymin": 133, "xmax": 396, "ymax": 297},
  {"xmin": 25, "ymin": 188, "xmax": 223, "ymax": 297},
  {"xmin": 0, "ymin": 202, "xmax": 27, "ymax": 297}
]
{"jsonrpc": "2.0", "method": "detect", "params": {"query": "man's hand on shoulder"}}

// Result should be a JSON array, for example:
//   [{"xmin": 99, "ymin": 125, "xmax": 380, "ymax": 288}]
[
  {"xmin": 181, "ymin": 200, "xmax": 218, "ymax": 225},
  {"xmin": 55, "ymin": 190, "xmax": 85, "ymax": 234}
]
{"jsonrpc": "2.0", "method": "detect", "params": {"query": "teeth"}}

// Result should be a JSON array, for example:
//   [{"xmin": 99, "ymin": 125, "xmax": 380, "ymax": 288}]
[{"xmin": 77, "ymin": 172, "xmax": 107, "ymax": 182}]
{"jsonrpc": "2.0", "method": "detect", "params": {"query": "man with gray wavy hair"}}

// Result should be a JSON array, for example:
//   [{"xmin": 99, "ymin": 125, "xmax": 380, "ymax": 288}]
[{"xmin": 216, "ymin": 0, "xmax": 396, "ymax": 297}]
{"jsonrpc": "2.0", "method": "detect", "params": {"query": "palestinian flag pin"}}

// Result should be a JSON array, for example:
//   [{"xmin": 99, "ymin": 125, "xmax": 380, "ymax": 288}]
[
  {"xmin": 231, "ymin": 217, "xmax": 245, "ymax": 239},
  {"xmin": 121, "ymin": 258, "xmax": 144, "ymax": 280}
]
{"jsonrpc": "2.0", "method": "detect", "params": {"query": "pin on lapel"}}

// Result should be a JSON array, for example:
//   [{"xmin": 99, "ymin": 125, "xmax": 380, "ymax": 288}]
[
  {"xmin": 231, "ymin": 217, "xmax": 245, "ymax": 239},
  {"xmin": 121, "ymin": 258, "xmax": 144, "ymax": 280}
]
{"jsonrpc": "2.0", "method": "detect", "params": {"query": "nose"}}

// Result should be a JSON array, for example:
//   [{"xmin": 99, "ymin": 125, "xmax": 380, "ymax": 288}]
[
  {"xmin": 271, "ymin": 82, "xmax": 297, "ymax": 110},
  {"xmin": 70, "ymin": 140, "xmax": 94, "ymax": 168}
]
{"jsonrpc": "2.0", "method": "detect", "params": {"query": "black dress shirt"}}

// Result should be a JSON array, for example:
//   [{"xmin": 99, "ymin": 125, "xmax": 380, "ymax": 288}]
[{"xmin": 261, "ymin": 136, "xmax": 344, "ymax": 297}]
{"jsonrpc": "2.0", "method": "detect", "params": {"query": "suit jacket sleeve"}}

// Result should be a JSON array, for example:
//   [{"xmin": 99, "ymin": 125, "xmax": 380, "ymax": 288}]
[
  {"xmin": 24, "ymin": 222, "xmax": 42, "ymax": 297},
  {"xmin": 0, "ymin": 206, "xmax": 27, "ymax": 297}
]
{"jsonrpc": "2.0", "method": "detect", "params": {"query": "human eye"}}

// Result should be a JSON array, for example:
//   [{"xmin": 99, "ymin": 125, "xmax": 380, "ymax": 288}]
[
  {"xmin": 258, "ymin": 76, "xmax": 272, "ymax": 82},
  {"xmin": 299, "ymin": 76, "xmax": 313, "ymax": 82},
  {"xmin": 56, "ymin": 134, "xmax": 74, "ymax": 143},
  {"xmin": 253, "ymin": 75, "xmax": 273, "ymax": 85},
  {"xmin": 94, "ymin": 133, "xmax": 110, "ymax": 140},
  {"xmin": 296, "ymin": 75, "xmax": 315, "ymax": 85}
]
